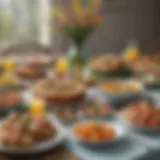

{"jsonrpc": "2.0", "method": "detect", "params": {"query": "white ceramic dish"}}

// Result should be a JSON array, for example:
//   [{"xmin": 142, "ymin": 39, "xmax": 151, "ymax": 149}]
[
  {"xmin": 0, "ymin": 115, "xmax": 65, "ymax": 156},
  {"xmin": 69, "ymin": 121, "xmax": 126, "ymax": 148},
  {"xmin": 119, "ymin": 111, "xmax": 160, "ymax": 136},
  {"xmin": 98, "ymin": 79, "xmax": 145, "ymax": 102}
]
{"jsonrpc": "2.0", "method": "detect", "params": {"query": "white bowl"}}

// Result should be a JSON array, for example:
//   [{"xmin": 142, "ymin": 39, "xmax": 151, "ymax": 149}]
[
  {"xmin": 98, "ymin": 79, "xmax": 145, "ymax": 102},
  {"xmin": 69, "ymin": 121, "xmax": 126, "ymax": 148}
]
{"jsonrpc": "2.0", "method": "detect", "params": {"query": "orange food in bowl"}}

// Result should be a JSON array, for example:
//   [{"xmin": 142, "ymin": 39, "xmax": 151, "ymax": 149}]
[{"xmin": 72, "ymin": 122, "xmax": 116, "ymax": 142}]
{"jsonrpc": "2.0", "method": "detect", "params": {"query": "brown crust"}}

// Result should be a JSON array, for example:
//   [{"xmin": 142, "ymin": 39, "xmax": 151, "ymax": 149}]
[
  {"xmin": 16, "ymin": 68, "xmax": 46, "ymax": 80},
  {"xmin": 89, "ymin": 54, "xmax": 127, "ymax": 72},
  {"xmin": 33, "ymin": 79, "xmax": 85, "ymax": 104}
]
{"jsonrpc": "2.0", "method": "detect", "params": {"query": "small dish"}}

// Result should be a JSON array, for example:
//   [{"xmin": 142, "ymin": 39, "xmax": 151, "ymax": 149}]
[
  {"xmin": 98, "ymin": 79, "xmax": 144, "ymax": 102},
  {"xmin": 69, "ymin": 121, "xmax": 126, "ymax": 148},
  {"xmin": 119, "ymin": 100, "xmax": 160, "ymax": 135},
  {"xmin": 89, "ymin": 55, "xmax": 132, "ymax": 81},
  {"xmin": 78, "ymin": 102, "xmax": 114, "ymax": 120},
  {"xmin": 54, "ymin": 108, "xmax": 78, "ymax": 125}
]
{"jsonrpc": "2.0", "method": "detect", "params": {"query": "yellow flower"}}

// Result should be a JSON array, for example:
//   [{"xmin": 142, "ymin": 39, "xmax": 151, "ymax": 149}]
[
  {"xmin": 125, "ymin": 48, "xmax": 140, "ymax": 62},
  {"xmin": 30, "ymin": 99, "xmax": 45, "ymax": 117},
  {"xmin": 4, "ymin": 59, "xmax": 15, "ymax": 72},
  {"xmin": 50, "ymin": 7, "xmax": 69, "ymax": 24},
  {"xmin": 56, "ymin": 58, "xmax": 69, "ymax": 73},
  {"xmin": 88, "ymin": 0, "xmax": 102, "ymax": 13},
  {"xmin": 72, "ymin": 0, "xmax": 83, "ymax": 19}
]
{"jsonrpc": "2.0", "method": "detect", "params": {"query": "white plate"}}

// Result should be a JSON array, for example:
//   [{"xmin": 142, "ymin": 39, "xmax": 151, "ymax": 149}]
[{"xmin": 0, "ymin": 115, "xmax": 66, "ymax": 156}]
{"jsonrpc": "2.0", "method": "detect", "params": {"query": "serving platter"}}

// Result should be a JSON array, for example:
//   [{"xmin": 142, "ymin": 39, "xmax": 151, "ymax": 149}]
[{"xmin": 0, "ymin": 115, "xmax": 66, "ymax": 156}]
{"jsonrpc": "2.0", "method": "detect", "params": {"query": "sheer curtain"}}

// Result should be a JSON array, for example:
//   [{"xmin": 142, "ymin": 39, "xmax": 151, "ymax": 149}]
[{"xmin": 0, "ymin": 0, "xmax": 50, "ymax": 48}]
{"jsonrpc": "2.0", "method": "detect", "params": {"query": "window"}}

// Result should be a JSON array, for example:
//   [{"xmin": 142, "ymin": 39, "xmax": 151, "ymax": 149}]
[{"xmin": 0, "ymin": 0, "xmax": 50, "ymax": 46}]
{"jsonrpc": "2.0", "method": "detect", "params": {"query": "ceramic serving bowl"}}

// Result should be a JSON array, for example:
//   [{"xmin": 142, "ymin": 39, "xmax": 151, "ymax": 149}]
[
  {"xmin": 118, "ymin": 100, "xmax": 160, "ymax": 136},
  {"xmin": 78, "ymin": 101, "xmax": 115, "ymax": 121},
  {"xmin": 98, "ymin": 79, "xmax": 145, "ymax": 103},
  {"xmin": 69, "ymin": 121, "xmax": 126, "ymax": 148}
]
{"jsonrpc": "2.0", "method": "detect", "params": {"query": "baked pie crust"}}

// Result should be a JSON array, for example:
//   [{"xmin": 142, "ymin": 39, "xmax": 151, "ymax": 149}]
[{"xmin": 33, "ymin": 79, "xmax": 85, "ymax": 104}]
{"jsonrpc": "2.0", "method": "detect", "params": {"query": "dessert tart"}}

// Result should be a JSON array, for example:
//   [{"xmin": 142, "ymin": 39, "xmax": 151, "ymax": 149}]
[
  {"xmin": 16, "ymin": 66, "xmax": 46, "ymax": 80},
  {"xmin": 33, "ymin": 79, "xmax": 86, "ymax": 104},
  {"xmin": 89, "ymin": 54, "xmax": 132, "ymax": 80},
  {"xmin": 25, "ymin": 55, "xmax": 53, "ymax": 68}
]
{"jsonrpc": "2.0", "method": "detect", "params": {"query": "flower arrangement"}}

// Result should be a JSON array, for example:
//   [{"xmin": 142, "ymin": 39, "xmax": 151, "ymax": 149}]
[
  {"xmin": 52, "ymin": 0, "xmax": 103, "ymax": 68},
  {"xmin": 52, "ymin": 0, "xmax": 102, "ymax": 27}
]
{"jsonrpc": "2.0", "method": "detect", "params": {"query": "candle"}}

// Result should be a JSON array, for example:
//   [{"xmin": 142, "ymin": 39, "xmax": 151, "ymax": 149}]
[
  {"xmin": 56, "ymin": 58, "xmax": 69, "ymax": 73},
  {"xmin": 125, "ymin": 48, "xmax": 140, "ymax": 62},
  {"xmin": 30, "ymin": 99, "xmax": 45, "ymax": 117},
  {"xmin": 4, "ymin": 59, "xmax": 15, "ymax": 72}
]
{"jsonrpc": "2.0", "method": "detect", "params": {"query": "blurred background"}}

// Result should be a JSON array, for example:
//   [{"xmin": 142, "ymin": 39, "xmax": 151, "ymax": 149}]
[{"xmin": 0, "ymin": 0, "xmax": 160, "ymax": 55}]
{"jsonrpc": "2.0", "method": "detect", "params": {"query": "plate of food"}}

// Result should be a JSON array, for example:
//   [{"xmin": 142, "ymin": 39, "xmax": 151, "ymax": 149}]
[
  {"xmin": 16, "ymin": 63, "xmax": 47, "ymax": 81},
  {"xmin": 98, "ymin": 79, "xmax": 144, "ymax": 102},
  {"xmin": 25, "ymin": 55, "xmax": 53, "ymax": 68},
  {"xmin": 33, "ymin": 78, "xmax": 86, "ymax": 106},
  {"xmin": 0, "ymin": 91, "xmax": 27, "ymax": 116},
  {"xmin": 54, "ymin": 107, "xmax": 78, "ymax": 125},
  {"xmin": 70, "ymin": 121, "xmax": 125, "ymax": 148},
  {"xmin": 0, "ymin": 112, "xmax": 65, "ymax": 156},
  {"xmin": 119, "ymin": 100, "xmax": 160, "ymax": 134},
  {"xmin": 89, "ymin": 54, "xmax": 132, "ymax": 81},
  {"xmin": 78, "ymin": 101, "xmax": 113, "ymax": 120},
  {"xmin": 0, "ymin": 73, "xmax": 26, "ymax": 91},
  {"xmin": 131, "ymin": 58, "xmax": 160, "ymax": 89}
]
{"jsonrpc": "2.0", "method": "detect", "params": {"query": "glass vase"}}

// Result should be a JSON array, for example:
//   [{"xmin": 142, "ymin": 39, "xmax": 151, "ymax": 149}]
[{"xmin": 64, "ymin": 25, "xmax": 94, "ymax": 80}]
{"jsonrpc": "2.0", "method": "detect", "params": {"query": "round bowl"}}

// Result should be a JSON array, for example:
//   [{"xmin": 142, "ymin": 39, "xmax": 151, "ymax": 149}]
[
  {"xmin": 98, "ymin": 79, "xmax": 145, "ymax": 103},
  {"xmin": 69, "ymin": 121, "xmax": 126, "ymax": 148},
  {"xmin": 118, "ymin": 110, "xmax": 160, "ymax": 136}
]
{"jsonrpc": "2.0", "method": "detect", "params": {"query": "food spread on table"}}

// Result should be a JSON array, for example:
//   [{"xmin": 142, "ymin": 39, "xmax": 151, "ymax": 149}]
[{"xmin": 0, "ymin": 53, "xmax": 160, "ymax": 159}]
